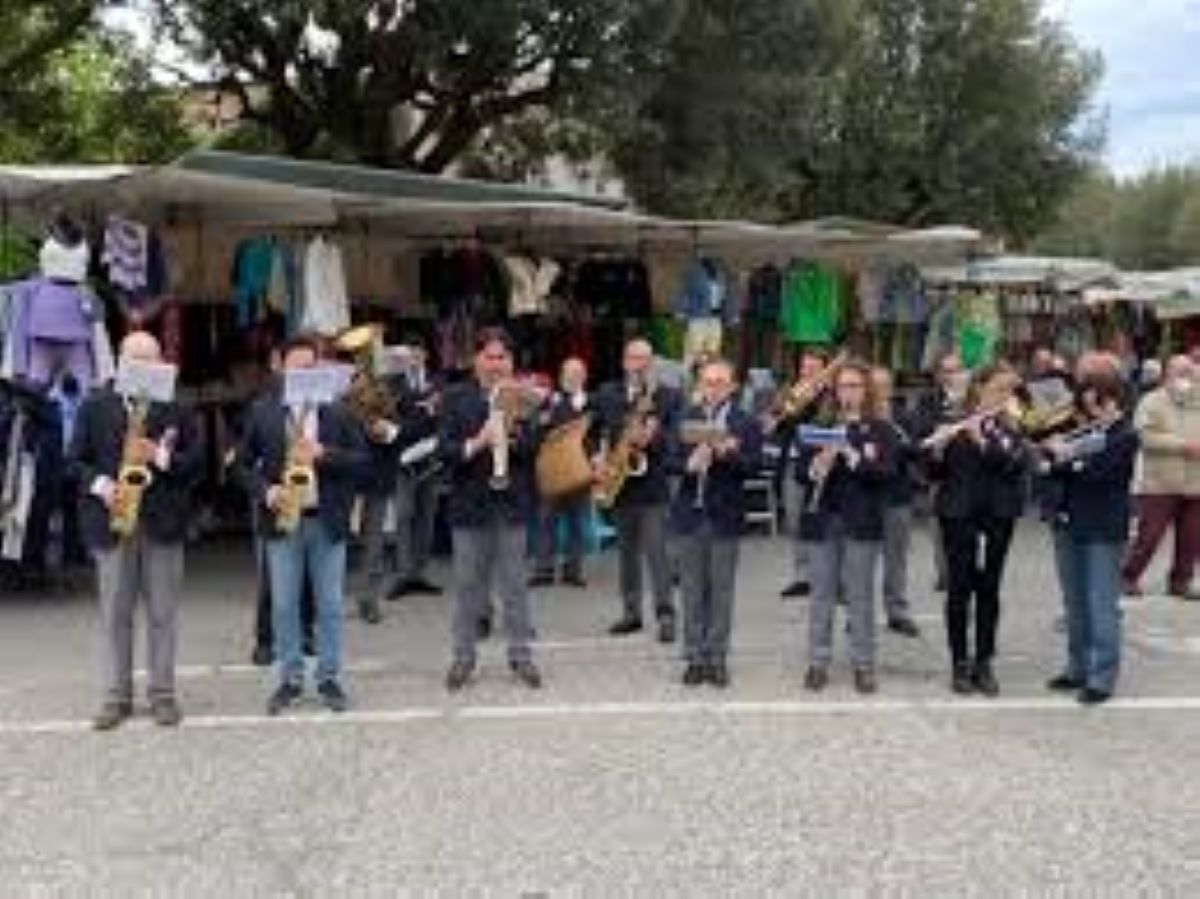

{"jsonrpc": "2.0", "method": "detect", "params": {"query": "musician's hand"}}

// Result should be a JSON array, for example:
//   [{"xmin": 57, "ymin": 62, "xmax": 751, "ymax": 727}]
[
  {"xmin": 687, "ymin": 444, "xmax": 714, "ymax": 473},
  {"xmin": 966, "ymin": 420, "xmax": 986, "ymax": 447},
  {"xmin": 130, "ymin": 438, "xmax": 158, "ymax": 467},
  {"xmin": 101, "ymin": 482, "xmax": 121, "ymax": 512},
  {"xmin": 811, "ymin": 446, "xmax": 837, "ymax": 479},
  {"xmin": 265, "ymin": 486, "xmax": 285, "ymax": 511},
  {"xmin": 716, "ymin": 437, "xmax": 740, "ymax": 458},
  {"xmin": 1045, "ymin": 437, "xmax": 1069, "ymax": 462},
  {"xmin": 862, "ymin": 442, "xmax": 878, "ymax": 463},
  {"xmin": 293, "ymin": 438, "xmax": 324, "ymax": 466},
  {"xmin": 369, "ymin": 419, "xmax": 398, "ymax": 444},
  {"xmin": 641, "ymin": 417, "xmax": 660, "ymax": 445}
]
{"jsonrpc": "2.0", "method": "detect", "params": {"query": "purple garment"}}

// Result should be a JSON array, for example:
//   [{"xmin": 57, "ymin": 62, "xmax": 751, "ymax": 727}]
[{"xmin": 7, "ymin": 279, "xmax": 93, "ymax": 381}]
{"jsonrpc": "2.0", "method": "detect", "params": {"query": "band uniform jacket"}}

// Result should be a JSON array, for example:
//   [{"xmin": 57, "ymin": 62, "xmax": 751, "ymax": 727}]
[
  {"xmin": 70, "ymin": 388, "xmax": 205, "ymax": 551},
  {"xmin": 235, "ymin": 391, "xmax": 369, "ymax": 542},
  {"xmin": 438, "ymin": 378, "xmax": 538, "ymax": 529},
  {"xmin": 1047, "ymin": 419, "xmax": 1140, "ymax": 544},
  {"xmin": 795, "ymin": 418, "xmax": 896, "ymax": 542},
  {"xmin": 592, "ymin": 381, "xmax": 682, "ymax": 507},
  {"xmin": 363, "ymin": 373, "xmax": 437, "ymax": 493},
  {"xmin": 926, "ymin": 417, "xmax": 1028, "ymax": 521},
  {"xmin": 668, "ymin": 401, "xmax": 764, "ymax": 537}
]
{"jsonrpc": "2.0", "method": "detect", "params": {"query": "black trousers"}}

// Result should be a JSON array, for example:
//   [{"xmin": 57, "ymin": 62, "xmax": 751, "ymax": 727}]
[
  {"xmin": 254, "ymin": 538, "xmax": 316, "ymax": 651},
  {"xmin": 941, "ymin": 515, "xmax": 1015, "ymax": 665}
]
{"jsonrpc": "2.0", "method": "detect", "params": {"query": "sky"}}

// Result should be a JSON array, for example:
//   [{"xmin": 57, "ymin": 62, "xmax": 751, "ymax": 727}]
[{"xmin": 1048, "ymin": 0, "xmax": 1200, "ymax": 176}]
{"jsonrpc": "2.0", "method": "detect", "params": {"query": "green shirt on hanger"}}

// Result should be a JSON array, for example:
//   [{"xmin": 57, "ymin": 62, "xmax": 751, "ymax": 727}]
[{"xmin": 781, "ymin": 263, "xmax": 843, "ymax": 345}]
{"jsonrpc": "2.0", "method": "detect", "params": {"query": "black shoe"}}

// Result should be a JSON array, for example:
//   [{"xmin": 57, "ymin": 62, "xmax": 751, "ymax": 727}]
[
  {"xmin": 657, "ymin": 616, "xmax": 676, "ymax": 644},
  {"xmin": 804, "ymin": 666, "xmax": 829, "ymax": 692},
  {"xmin": 972, "ymin": 661, "xmax": 1000, "ymax": 698},
  {"xmin": 561, "ymin": 570, "xmax": 587, "ymax": 588},
  {"xmin": 405, "ymin": 578, "xmax": 442, "ymax": 596},
  {"xmin": 951, "ymin": 664, "xmax": 974, "ymax": 695},
  {"xmin": 1078, "ymin": 687, "xmax": 1112, "ymax": 706},
  {"xmin": 150, "ymin": 697, "xmax": 183, "ymax": 728},
  {"xmin": 359, "ymin": 599, "xmax": 382, "ymax": 625},
  {"xmin": 709, "ymin": 662, "xmax": 730, "ymax": 689},
  {"xmin": 445, "ymin": 662, "xmax": 474, "ymax": 693},
  {"xmin": 385, "ymin": 579, "xmax": 409, "ymax": 601},
  {"xmin": 608, "ymin": 617, "xmax": 643, "ymax": 636},
  {"xmin": 854, "ymin": 669, "xmax": 878, "ymax": 695},
  {"xmin": 528, "ymin": 572, "xmax": 555, "ymax": 588},
  {"xmin": 302, "ymin": 637, "xmax": 316, "ymax": 658},
  {"xmin": 267, "ymin": 683, "xmax": 303, "ymax": 716},
  {"xmin": 477, "ymin": 616, "xmax": 493, "ymax": 640},
  {"xmin": 1047, "ymin": 674, "xmax": 1084, "ymax": 693},
  {"xmin": 887, "ymin": 618, "xmax": 921, "ymax": 638},
  {"xmin": 683, "ymin": 664, "xmax": 706, "ymax": 687},
  {"xmin": 317, "ymin": 680, "xmax": 349, "ymax": 713},
  {"xmin": 510, "ymin": 660, "xmax": 543, "ymax": 689},
  {"xmin": 92, "ymin": 700, "xmax": 134, "ymax": 731},
  {"xmin": 251, "ymin": 645, "xmax": 274, "ymax": 667},
  {"xmin": 781, "ymin": 581, "xmax": 811, "ymax": 599}
]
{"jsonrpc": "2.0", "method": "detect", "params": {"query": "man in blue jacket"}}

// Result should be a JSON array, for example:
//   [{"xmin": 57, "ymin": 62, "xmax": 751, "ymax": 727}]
[{"xmin": 670, "ymin": 360, "xmax": 763, "ymax": 688}]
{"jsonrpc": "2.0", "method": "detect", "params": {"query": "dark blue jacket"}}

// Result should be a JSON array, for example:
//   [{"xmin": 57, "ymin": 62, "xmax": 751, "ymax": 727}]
[
  {"xmin": 1050, "ymin": 420, "xmax": 1139, "ymax": 544},
  {"xmin": 438, "ymin": 379, "xmax": 538, "ymax": 529},
  {"xmin": 362, "ymin": 373, "xmax": 439, "ymax": 492},
  {"xmin": 69, "ymin": 389, "xmax": 205, "ymax": 551},
  {"xmin": 593, "ymin": 381, "xmax": 681, "ymax": 507},
  {"xmin": 882, "ymin": 408, "xmax": 919, "ymax": 508},
  {"xmin": 236, "ymin": 393, "xmax": 369, "ymax": 542},
  {"xmin": 668, "ymin": 402, "xmax": 764, "ymax": 537},
  {"xmin": 796, "ymin": 418, "xmax": 896, "ymax": 542},
  {"xmin": 927, "ymin": 419, "xmax": 1028, "ymax": 521}
]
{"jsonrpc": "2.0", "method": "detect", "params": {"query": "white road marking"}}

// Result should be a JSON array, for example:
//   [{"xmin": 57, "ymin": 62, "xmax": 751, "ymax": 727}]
[{"xmin": 7, "ymin": 696, "xmax": 1200, "ymax": 737}]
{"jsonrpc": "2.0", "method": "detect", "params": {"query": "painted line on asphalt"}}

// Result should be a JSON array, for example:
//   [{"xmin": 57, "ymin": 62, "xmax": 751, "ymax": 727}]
[{"xmin": 9, "ymin": 695, "xmax": 1200, "ymax": 737}]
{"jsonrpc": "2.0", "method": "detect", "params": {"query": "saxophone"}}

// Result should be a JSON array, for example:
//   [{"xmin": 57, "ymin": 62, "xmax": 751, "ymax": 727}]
[
  {"xmin": 111, "ymin": 400, "xmax": 153, "ymax": 539},
  {"xmin": 276, "ymin": 407, "xmax": 315, "ymax": 533},
  {"xmin": 594, "ymin": 381, "xmax": 656, "ymax": 510}
]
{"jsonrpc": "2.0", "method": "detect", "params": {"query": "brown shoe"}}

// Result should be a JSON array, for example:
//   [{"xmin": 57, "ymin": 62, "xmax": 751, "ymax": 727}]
[
  {"xmin": 92, "ymin": 700, "xmax": 134, "ymax": 732},
  {"xmin": 150, "ymin": 698, "xmax": 183, "ymax": 728}
]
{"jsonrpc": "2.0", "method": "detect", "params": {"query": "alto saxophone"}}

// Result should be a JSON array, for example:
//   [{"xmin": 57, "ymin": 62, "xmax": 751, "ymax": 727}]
[
  {"xmin": 277, "ymin": 407, "xmax": 315, "ymax": 533},
  {"xmin": 111, "ymin": 399, "xmax": 153, "ymax": 539},
  {"xmin": 594, "ymin": 383, "xmax": 655, "ymax": 510}
]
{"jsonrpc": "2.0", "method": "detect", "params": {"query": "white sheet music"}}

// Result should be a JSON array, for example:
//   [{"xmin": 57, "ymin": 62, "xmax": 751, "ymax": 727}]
[
  {"xmin": 114, "ymin": 359, "xmax": 177, "ymax": 403},
  {"xmin": 284, "ymin": 365, "xmax": 350, "ymax": 408}
]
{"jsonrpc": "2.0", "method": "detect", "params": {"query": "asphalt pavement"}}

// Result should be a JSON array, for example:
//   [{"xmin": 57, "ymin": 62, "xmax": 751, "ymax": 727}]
[{"xmin": 2, "ymin": 518, "xmax": 1200, "ymax": 896}]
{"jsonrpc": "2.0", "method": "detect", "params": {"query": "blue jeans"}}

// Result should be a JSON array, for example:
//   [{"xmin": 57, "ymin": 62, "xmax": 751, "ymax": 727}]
[
  {"xmin": 1053, "ymin": 530, "xmax": 1122, "ymax": 694},
  {"xmin": 266, "ymin": 516, "xmax": 347, "ymax": 688}
]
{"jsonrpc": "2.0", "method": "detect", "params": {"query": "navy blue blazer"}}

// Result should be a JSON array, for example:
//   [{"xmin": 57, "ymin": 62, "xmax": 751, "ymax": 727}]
[
  {"xmin": 796, "ymin": 418, "xmax": 896, "ymax": 542},
  {"xmin": 235, "ymin": 393, "xmax": 369, "ymax": 542},
  {"xmin": 1049, "ymin": 420, "xmax": 1139, "ymax": 544},
  {"xmin": 668, "ymin": 402, "xmax": 764, "ymax": 537},
  {"xmin": 438, "ymin": 379, "xmax": 538, "ymax": 529},
  {"xmin": 69, "ymin": 389, "xmax": 205, "ymax": 551},
  {"xmin": 927, "ymin": 418, "xmax": 1028, "ymax": 521},
  {"xmin": 593, "ymin": 381, "xmax": 681, "ymax": 507}
]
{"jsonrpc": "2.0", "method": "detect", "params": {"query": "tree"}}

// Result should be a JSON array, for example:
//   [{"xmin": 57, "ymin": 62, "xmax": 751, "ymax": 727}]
[
  {"xmin": 609, "ymin": 0, "xmax": 1103, "ymax": 240},
  {"xmin": 0, "ymin": 0, "xmax": 97, "ymax": 124},
  {"xmin": 155, "ymin": 0, "xmax": 682, "ymax": 172}
]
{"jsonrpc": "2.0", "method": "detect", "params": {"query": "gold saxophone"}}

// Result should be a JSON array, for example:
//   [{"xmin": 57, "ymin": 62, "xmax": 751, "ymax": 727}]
[
  {"xmin": 594, "ymin": 382, "xmax": 655, "ymax": 510},
  {"xmin": 276, "ymin": 408, "xmax": 315, "ymax": 533},
  {"xmin": 111, "ymin": 400, "xmax": 153, "ymax": 539}
]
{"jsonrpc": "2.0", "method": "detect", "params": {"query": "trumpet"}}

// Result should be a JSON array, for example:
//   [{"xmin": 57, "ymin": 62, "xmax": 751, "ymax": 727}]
[
  {"xmin": 487, "ymin": 380, "xmax": 542, "ymax": 492},
  {"xmin": 111, "ymin": 399, "xmax": 153, "ymax": 540},
  {"xmin": 680, "ymin": 412, "xmax": 731, "ymax": 511}
]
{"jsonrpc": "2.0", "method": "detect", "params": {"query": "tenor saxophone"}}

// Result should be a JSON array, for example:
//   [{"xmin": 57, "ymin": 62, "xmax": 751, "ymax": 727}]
[
  {"xmin": 594, "ymin": 384, "xmax": 655, "ymax": 510},
  {"xmin": 111, "ymin": 400, "xmax": 153, "ymax": 539}
]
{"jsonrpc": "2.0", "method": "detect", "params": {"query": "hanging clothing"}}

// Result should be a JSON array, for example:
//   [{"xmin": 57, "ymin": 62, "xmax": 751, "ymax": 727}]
[
  {"xmin": 780, "ymin": 262, "xmax": 843, "ymax": 345},
  {"xmin": 954, "ymin": 291, "xmax": 1002, "ymax": 369},
  {"xmin": 300, "ymin": 237, "xmax": 350, "ymax": 336},
  {"xmin": 683, "ymin": 318, "xmax": 724, "ymax": 365},
  {"xmin": 231, "ymin": 237, "xmax": 276, "ymax": 328},
  {"xmin": 574, "ymin": 259, "xmax": 652, "ymax": 320},
  {"xmin": 746, "ymin": 264, "xmax": 783, "ymax": 323},
  {"xmin": 38, "ymin": 237, "xmax": 89, "ymax": 285},
  {"xmin": 102, "ymin": 216, "xmax": 150, "ymax": 295},
  {"xmin": 673, "ymin": 258, "xmax": 738, "ymax": 325},
  {"xmin": 505, "ymin": 256, "xmax": 561, "ymax": 317}
]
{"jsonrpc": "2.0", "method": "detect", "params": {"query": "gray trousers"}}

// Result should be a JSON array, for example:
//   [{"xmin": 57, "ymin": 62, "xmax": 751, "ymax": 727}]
[
  {"xmin": 613, "ymin": 503, "xmax": 675, "ymax": 622},
  {"xmin": 95, "ymin": 535, "xmax": 184, "ymax": 703},
  {"xmin": 882, "ymin": 504, "xmax": 913, "ymax": 622},
  {"xmin": 807, "ymin": 523, "xmax": 880, "ymax": 670},
  {"xmin": 784, "ymin": 473, "xmax": 808, "ymax": 580},
  {"xmin": 359, "ymin": 474, "xmax": 438, "ymax": 603},
  {"xmin": 452, "ymin": 522, "xmax": 533, "ymax": 666},
  {"xmin": 679, "ymin": 526, "xmax": 739, "ymax": 665}
]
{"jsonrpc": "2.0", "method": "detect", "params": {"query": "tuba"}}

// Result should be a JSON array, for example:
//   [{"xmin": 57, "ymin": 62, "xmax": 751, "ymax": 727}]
[
  {"xmin": 276, "ymin": 407, "xmax": 316, "ymax": 533},
  {"xmin": 111, "ymin": 399, "xmax": 153, "ymax": 539},
  {"xmin": 335, "ymin": 324, "xmax": 397, "ymax": 431}
]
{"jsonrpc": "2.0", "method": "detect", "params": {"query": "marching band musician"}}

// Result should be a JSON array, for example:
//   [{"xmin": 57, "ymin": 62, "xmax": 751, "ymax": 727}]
[
  {"xmin": 530, "ymin": 357, "xmax": 593, "ymax": 588},
  {"xmin": 387, "ymin": 336, "xmax": 443, "ymax": 600},
  {"xmin": 925, "ymin": 362, "xmax": 1028, "ymax": 697},
  {"xmin": 773, "ymin": 348, "xmax": 836, "ymax": 599},
  {"xmin": 439, "ymin": 328, "xmax": 542, "ymax": 692},
  {"xmin": 1043, "ymin": 357, "xmax": 1139, "ymax": 705},
  {"xmin": 237, "ymin": 335, "xmax": 369, "ymax": 716},
  {"xmin": 797, "ymin": 359, "xmax": 896, "ymax": 694},
  {"xmin": 869, "ymin": 366, "xmax": 922, "ymax": 638},
  {"xmin": 669, "ymin": 360, "xmax": 763, "ymax": 688},
  {"xmin": 71, "ymin": 331, "xmax": 204, "ymax": 731},
  {"xmin": 594, "ymin": 339, "xmax": 682, "ymax": 643}
]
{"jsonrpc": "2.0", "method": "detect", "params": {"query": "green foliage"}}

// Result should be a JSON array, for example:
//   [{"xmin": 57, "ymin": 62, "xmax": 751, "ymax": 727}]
[{"xmin": 1036, "ymin": 166, "xmax": 1200, "ymax": 270}]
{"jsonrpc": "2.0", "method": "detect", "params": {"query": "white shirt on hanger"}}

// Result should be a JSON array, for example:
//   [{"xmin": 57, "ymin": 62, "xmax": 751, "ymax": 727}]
[{"xmin": 301, "ymin": 237, "xmax": 350, "ymax": 336}]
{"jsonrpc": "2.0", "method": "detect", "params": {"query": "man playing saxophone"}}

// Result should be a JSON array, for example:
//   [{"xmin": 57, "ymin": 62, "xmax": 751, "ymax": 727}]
[
  {"xmin": 236, "ymin": 335, "xmax": 368, "ymax": 716},
  {"xmin": 70, "ymin": 331, "xmax": 204, "ymax": 731},
  {"xmin": 594, "ymin": 338, "xmax": 682, "ymax": 642}
]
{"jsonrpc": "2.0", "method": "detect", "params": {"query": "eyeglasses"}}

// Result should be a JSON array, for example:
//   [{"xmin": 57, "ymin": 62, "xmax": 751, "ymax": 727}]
[{"xmin": 838, "ymin": 380, "xmax": 866, "ymax": 389}]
